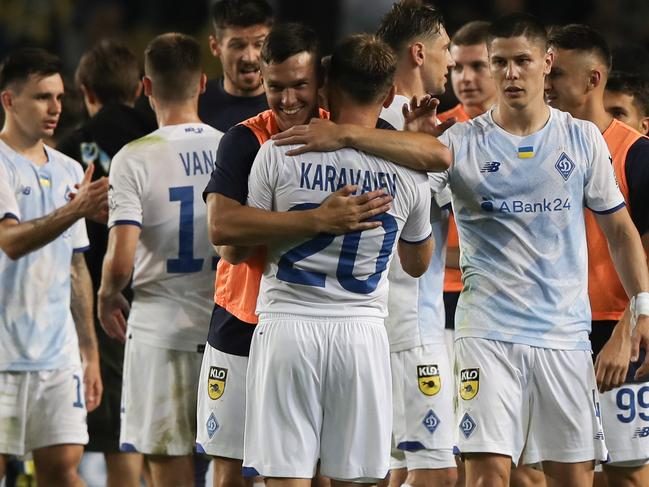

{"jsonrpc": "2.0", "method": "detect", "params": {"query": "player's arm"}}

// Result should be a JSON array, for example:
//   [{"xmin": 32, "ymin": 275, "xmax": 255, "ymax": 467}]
[
  {"xmin": 70, "ymin": 251, "xmax": 102, "ymax": 412},
  {"xmin": 271, "ymin": 117, "xmax": 451, "ymax": 172},
  {"xmin": 595, "ymin": 209, "xmax": 649, "ymax": 378},
  {"xmin": 208, "ymin": 186, "xmax": 391, "ymax": 249},
  {"xmin": 0, "ymin": 164, "xmax": 108, "ymax": 260},
  {"xmin": 98, "ymin": 225, "xmax": 139, "ymax": 343},
  {"xmin": 398, "ymin": 238, "xmax": 434, "ymax": 277}
]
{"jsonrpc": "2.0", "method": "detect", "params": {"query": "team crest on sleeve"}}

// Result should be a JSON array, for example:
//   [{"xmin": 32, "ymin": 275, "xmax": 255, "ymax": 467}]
[
  {"xmin": 460, "ymin": 368, "xmax": 479, "ymax": 400},
  {"xmin": 417, "ymin": 364, "xmax": 441, "ymax": 396},
  {"xmin": 554, "ymin": 152, "xmax": 575, "ymax": 181},
  {"xmin": 208, "ymin": 366, "xmax": 227, "ymax": 400}
]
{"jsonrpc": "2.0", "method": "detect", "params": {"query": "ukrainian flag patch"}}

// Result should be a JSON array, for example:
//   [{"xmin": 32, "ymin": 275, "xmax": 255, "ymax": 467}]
[
  {"xmin": 39, "ymin": 174, "xmax": 51, "ymax": 187},
  {"xmin": 517, "ymin": 146, "xmax": 534, "ymax": 158}
]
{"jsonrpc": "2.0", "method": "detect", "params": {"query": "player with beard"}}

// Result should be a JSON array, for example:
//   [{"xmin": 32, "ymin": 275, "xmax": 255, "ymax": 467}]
[
  {"xmin": 546, "ymin": 24, "xmax": 649, "ymax": 487},
  {"xmin": 199, "ymin": 0, "xmax": 273, "ymax": 132}
]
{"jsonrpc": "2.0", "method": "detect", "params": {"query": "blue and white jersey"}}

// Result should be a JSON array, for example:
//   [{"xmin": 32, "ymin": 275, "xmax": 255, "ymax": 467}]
[
  {"xmin": 0, "ymin": 140, "xmax": 89, "ymax": 371},
  {"xmin": 108, "ymin": 123, "xmax": 223, "ymax": 351},
  {"xmin": 380, "ymin": 97, "xmax": 451, "ymax": 351},
  {"xmin": 431, "ymin": 107, "xmax": 625, "ymax": 350},
  {"xmin": 248, "ymin": 140, "xmax": 432, "ymax": 319}
]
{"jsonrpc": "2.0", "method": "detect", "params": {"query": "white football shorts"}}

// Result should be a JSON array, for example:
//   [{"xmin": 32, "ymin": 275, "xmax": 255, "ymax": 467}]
[
  {"xmin": 0, "ymin": 364, "xmax": 88, "ymax": 456},
  {"xmin": 390, "ymin": 342, "xmax": 455, "ymax": 470},
  {"xmin": 599, "ymin": 382, "xmax": 649, "ymax": 465},
  {"xmin": 243, "ymin": 314, "xmax": 392, "ymax": 482},
  {"xmin": 196, "ymin": 342, "xmax": 248, "ymax": 459},
  {"xmin": 455, "ymin": 337, "xmax": 608, "ymax": 466},
  {"xmin": 120, "ymin": 335, "xmax": 202, "ymax": 455}
]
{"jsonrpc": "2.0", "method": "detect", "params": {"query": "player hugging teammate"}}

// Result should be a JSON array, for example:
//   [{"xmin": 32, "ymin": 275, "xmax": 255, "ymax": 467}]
[{"xmin": 2, "ymin": 2, "xmax": 649, "ymax": 487}]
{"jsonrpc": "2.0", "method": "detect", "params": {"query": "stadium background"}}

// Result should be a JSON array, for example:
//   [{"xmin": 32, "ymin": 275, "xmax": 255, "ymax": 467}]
[{"xmin": 1, "ymin": 0, "xmax": 648, "ymax": 142}]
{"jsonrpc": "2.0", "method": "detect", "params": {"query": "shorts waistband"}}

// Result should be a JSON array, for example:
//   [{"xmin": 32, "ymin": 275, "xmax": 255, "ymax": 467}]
[{"xmin": 258, "ymin": 313, "xmax": 384, "ymax": 326}]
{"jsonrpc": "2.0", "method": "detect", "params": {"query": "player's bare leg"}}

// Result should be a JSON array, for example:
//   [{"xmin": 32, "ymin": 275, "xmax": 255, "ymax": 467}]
[
  {"xmin": 212, "ymin": 457, "xmax": 251, "ymax": 487},
  {"xmin": 32, "ymin": 444, "xmax": 84, "ymax": 487},
  {"xmin": 148, "ymin": 454, "xmax": 194, "ymax": 487},
  {"xmin": 388, "ymin": 467, "xmax": 406, "ymax": 487},
  {"xmin": 403, "ymin": 468, "xmax": 457, "ymax": 487},
  {"xmin": 602, "ymin": 464, "xmax": 649, "ymax": 487},
  {"xmin": 105, "ymin": 451, "xmax": 144, "ymax": 487},
  {"xmin": 510, "ymin": 465, "xmax": 546, "ymax": 486},
  {"xmin": 313, "ymin": 461, "xmax": 330, "ymax": 487},
  {"xmin": 0, "ymin": 454, "xmax": 5, "ymax": 482},
  {"xmin": 464, "ymin": 453, "xmax": 511, "ymax": 487},
  {"xmin": 593, "ymin": 471, "xmax": 608, "ymax": 487},
  {"xmin": 266, "ymin": 478, "xmax": 312, "ymax": 487},
  {"xmin": 542, "ymin": 461, "xmax": 593, "ymax": 487}
]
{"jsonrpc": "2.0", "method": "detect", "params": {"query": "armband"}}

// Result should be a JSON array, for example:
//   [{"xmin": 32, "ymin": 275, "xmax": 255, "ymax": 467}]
[{"xmin": 630, "ymin": 292, "xmax": 649, "ymax": 332}]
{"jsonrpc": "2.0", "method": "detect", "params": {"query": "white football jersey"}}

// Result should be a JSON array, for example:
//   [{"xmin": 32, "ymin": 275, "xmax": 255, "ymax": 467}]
[
  {"xmin": 380, "ymin": 98, "xmax": 450, "ymax": 351},
  {"xmin": 431, "ymin": 107, "xmax": 625, "ymax": 350},
  {"xmin": 0, "ymin": 141, "xmax": 88, "ymax": 371},
  {"xmin": 108, "ymin": 123, "xmax": 223, "ymax": 351},
  {"xmin": 248, "ymin": 140, "xmax": 432, "ymax": 318}
]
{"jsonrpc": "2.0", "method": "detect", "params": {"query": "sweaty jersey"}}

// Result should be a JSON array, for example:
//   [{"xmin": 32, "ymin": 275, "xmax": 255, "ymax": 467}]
[
  {"xmin": 380, "ymin": 97, "xmax": 449, "ymax": 350},
  {"xmin": 431, "ymin": 107, "xmax": 625, "ymax": 350},
  {"xmin": 0, "ymin": 141, "xmax": 88, "ymax": 371},
  {"xmin": 108, "ymin": 123, "xmax": 223, "ymax": 351},
  {"xmin": 438, "ymin": 103, "xmax": 472, "ymax": 294},
  {"xmin": 248, "ymin": 140, "xmax": 432, "ymax": 318},
  {"xmin": 587, "ymin": 119, "xmax": 649, "ymax": 321}
]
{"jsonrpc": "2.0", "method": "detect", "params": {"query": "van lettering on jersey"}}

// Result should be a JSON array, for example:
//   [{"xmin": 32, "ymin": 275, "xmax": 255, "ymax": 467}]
[
  {"xmin": 299, "ymin": 162, "xmax": 397, "ymax": 196},
  {"xmin": 179, "ymin": 150, "xmax": 216, "ymax": 176}
]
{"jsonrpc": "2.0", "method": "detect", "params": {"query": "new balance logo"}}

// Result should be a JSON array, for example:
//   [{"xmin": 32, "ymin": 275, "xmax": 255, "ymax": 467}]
[
  {"xmin": 480, "ymin": 161, "xmax": 501, "ymax": 173},
  {"xmin": 633, "ymin": 427, "xmax": 649, "ymax": 438}
]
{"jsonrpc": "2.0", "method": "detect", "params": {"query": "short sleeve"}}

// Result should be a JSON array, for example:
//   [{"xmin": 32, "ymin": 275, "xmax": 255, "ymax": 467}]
[
  {"xmin": 583, "ymin": 124, "xmax": 626, "ymax": 214},
  {"xmin": 69, "ymin": 163, "xmax": 89, "ymax": 251},
  {"xmin": 400, "ymin": 176, "xmax": 432, "ymax": 244},
  {"xmin": 203, "ymin": 125, "xmax": 260, "ymax": 204},
  {"xmin": 247, "ymin": 141, "xmax": 279, "ymax": 211},
  {"xmin": 625, "ymin": 137, "xmax": 649, "ymax": 235},
  {"xmin": 107, "ymin": 147, "xmax": 144, "ymax": 228},
  {"xmin": 0, "ymin": 163, "xmax": 20, "ymax": 222}
]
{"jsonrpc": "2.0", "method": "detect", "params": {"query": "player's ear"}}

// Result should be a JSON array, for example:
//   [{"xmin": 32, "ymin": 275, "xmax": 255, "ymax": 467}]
[
  {"xmin": 543, "ymin": 49, "xmax": 554, "ymax": 76},
  {"xmin": 199, "ymin": 73, "xmax": 207, "ymax": 94},
  {"xmin": 133, "ymin": 80, "xmax": 143, "ymax": 101},
  {"xmin": 640, "ymin": 116, "xmax": 649, "ymax": 136},
  {"xmin": 588, "ymin": 69, "xmax": 603, "ymax": 91},
  {"xmin": 80, "ymin": 84, "xmax": 96, "ymax": 105},
  {"xmin": 409, "ymin": 42, "xmax": 425, "ymax": 67},
  {"xmin": 0, "ymin": 90, "xmax": 12, "ymax": 111},
  {"xmin": 382, "ymin": 85, "xmax": 396, "ymax": 109},
  {"xmin": 142, "ymin": 76, "xmax": 153, "ymax": 97},
  {"xmin": 208, "ymin": 34, "xmax": 221, "ymax": 58}
]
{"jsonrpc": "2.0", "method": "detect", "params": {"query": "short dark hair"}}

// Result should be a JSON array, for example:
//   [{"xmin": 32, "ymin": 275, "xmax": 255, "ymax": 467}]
[
  {"xmin": 606, "ymin": 71, "xmax": 649, "ymax": 116},
  {"xmin": 329, "ymin": 34, "xmax": 397, "ymax": 105},
  {"xmin": 452, "ymin": 20, "xmax": 492, "ymax": 47},
  {"xmin": 548, "ymin": 24, "xmax": 612, "ymax": 72},
  {"xmin": 144, "ymin": 33, "xmax": 202, "ymax": 102},
  {"xmin": 260, "ymin": 23, "xmax": 320, "ymax": 66},
  {"xmin": 75, "ymin": 39, "xmax": 140, "ymax": 105},
  {"xmin": 0, "ymin": 48, "xmax": 61, "ymax": 90},
  {"xmin": 376, "ymin": 0, "xmax": 445, "ymax": 53},
  {"xmin": 488, "ymin": 13, "xmax": 548, "ymax": 51},
  {"xmin": 211, "ymin": 0, "xmax": 273, "ymax": 37}
]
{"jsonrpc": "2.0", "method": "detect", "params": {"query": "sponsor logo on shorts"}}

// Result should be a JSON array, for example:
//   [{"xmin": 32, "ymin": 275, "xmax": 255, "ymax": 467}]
[
  {"xmin": 460, "ymin": 412, "xmax": 477, "ymax": 439},
  {"xmin": 633, "ymin": 427, "xmax": 649, "ymax": 439},
  {"xmin": 208, "ymin": 366, "xmax": 227, "ymax": 400},
  {"xmin": 460, "ymin": 368, "xmax": 479, "ymax": 400},
  {"xmin": 417, "ymin": 364, "xmax": 441, "ymax": 396},
  {"xmin": 422, "ymin": 409, "xmax": 440, "ymax": 434},
  {"xmin": 206, "ymin": 412, "xmax": 219, "ymax": 439}
]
